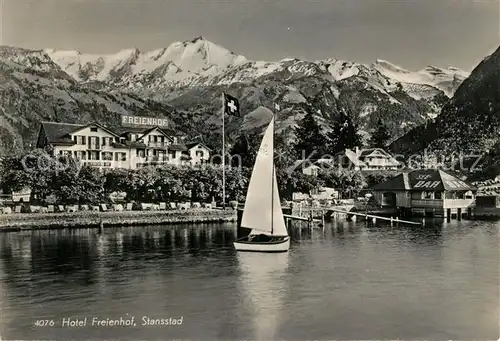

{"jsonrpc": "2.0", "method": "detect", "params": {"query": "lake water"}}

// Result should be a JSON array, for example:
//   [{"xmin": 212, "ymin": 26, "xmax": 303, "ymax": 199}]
[{"xmin": 0, "ymin": 218, "xmax": 498, "ymax": 341}]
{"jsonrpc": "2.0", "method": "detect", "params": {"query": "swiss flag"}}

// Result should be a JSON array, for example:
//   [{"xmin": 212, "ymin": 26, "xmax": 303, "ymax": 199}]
[{"xmin": 223, "ymin": 93, "xmax": 240, "ymax": 117}]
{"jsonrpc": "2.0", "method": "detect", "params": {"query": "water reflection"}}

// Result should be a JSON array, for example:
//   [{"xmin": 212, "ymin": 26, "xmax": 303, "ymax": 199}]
[
  {"xmin": 0, "ymin": 220, "xmax": 497, "ymax": 340},
  {"xmin": 236, "ymin": 252, "xmax": 289, "ymax": 341}
]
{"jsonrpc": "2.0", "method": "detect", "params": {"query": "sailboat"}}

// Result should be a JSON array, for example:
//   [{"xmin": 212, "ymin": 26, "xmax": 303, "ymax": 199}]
[{"xmin": 233, "ymin": 116, "xmax": 290, "ymax": 252}]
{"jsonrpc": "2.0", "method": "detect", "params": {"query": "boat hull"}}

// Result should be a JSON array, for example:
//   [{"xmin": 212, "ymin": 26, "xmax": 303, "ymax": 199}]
[{"xmin": 233, "ymin": 236, "xmax": 290, "ymax": 253}]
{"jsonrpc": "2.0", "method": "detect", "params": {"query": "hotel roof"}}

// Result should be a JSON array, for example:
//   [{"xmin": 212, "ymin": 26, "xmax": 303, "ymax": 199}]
[
  {"xmin": 40, "ymin": 121, "xmax": 84, "ymax": 144},
  {"xmin": 371, "ymin": 169, "xmax": 477, "ymax": 192},
  {"xmin": 40, "ymin": 121, "xmax": 121, "ymax": 144}
]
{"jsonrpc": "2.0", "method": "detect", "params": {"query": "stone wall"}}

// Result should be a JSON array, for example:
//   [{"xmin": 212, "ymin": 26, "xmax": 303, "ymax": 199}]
[{"xmin": 0, "ymin": 209, "xmax": 237, "ymax": 231}]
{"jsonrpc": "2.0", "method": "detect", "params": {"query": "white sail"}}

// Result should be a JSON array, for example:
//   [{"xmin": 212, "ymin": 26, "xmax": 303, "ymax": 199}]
[
  {"xmin": 271, "ymin": 167, "xmax": 288, "ymax": 236},
  {"xmin": 241, "ymin": 117, "xmax": 286, "ymax": 236}
]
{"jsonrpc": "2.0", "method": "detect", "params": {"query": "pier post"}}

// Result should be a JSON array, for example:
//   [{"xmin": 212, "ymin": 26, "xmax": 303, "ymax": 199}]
[
  {"xmin": 457, "ymin": 208, "xmax": 462, "ymax": 221},
  {"xmin": 446, "ymin": 209, "xmax": 451, "ymax": 222}
]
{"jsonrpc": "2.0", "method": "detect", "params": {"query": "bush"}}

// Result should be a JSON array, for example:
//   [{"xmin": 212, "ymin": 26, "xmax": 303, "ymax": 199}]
[{"xmin": 1, "ymin": 150, "xmax": 328, "ymax": 205}]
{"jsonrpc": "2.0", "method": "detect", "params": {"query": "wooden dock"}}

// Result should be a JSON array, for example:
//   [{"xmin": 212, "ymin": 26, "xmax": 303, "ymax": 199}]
[
  {"xmin": 238, "ymin": 206, "xmax": 422, "ymax": 226},
  {"xmin": 327, "ymin": 208, "xmax": 422, "ymax": 226},
  {"xmin": 237, "ymin": 208, "xmax": 321, "ymax": 223}
]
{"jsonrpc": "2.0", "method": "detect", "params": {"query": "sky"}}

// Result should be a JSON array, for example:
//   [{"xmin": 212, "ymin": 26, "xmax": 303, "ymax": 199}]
[{"xmin": 1, "ymin": 0, "xmax": 499, "ymax": 71}]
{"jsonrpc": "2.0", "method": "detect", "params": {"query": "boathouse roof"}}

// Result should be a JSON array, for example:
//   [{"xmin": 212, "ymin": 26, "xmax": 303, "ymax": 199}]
[{"xmin": 371, "ymin": 169, "xmax": 477, "ymax": 192}]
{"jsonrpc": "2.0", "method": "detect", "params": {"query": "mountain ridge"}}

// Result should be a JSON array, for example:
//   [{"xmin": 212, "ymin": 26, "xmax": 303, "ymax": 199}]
[
  {"xmin": 0, "ymin": 37, "xmax": 476, "ymax": 158},
  {"xmin": 389, "ymin": 45, "xmax": 500, "ymax": 179},
  {"xmin": 44, "ymin": 37, "xmax": 469, "ymax": 98}
]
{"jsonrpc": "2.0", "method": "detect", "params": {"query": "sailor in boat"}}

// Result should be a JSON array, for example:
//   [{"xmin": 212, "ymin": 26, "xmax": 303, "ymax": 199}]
[{"xmin": 247, "ymin": 234, "xmax": 287, "ymax": 243}]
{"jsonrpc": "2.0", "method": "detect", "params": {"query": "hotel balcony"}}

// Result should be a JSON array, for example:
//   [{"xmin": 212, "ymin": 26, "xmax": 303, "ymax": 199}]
[
  {"xmin": 411, "ymin": 198, "xmax": 475, "ymax": 209},
  {"xmin": 87, "ymin": 145, "xmax": 101, "ymax": 150},
  {"xmin": 136, "ymin": 156, "xmax": 170, "ymax": 167},
  {"xmin": 83, "ymin": 160, "xmax": 112, "ymax": 167},
  {"xmin": 148, "ymin": 142, "xmax": 169, "ymax": 149}
]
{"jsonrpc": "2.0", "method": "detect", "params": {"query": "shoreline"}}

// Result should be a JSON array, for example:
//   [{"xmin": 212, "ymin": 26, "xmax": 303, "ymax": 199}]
[{"xmin": 0, "ymin": 209, "xmax": 237, "ymax": 232}]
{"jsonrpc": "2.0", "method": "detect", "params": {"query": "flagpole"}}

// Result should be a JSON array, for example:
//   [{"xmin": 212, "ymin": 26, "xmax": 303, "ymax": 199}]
[{"xmin": 221, "ymin": 92, "xmax": 226, "ymax": 210}]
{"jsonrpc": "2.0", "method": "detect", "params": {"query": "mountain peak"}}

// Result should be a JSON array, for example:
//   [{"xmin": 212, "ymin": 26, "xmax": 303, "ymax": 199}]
[
  {"xmin": 373, "ymin": 59, "xmax": 410, "ymax": 74},
  {"xmin": 190, "ymin": 36, "xmax": 205, "ymax": 43}
]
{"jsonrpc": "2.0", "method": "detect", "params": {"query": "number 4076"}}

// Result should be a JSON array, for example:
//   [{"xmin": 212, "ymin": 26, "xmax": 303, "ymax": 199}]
[{"xmin": 34, "ymin": 320, "xmax": 55, "ymax": 327}]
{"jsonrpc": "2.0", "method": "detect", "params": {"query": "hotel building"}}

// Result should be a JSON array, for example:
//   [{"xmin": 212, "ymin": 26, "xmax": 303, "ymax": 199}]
[{"xmin": 36, "ymin": 121, "xmax": 212, "ymax": 170}]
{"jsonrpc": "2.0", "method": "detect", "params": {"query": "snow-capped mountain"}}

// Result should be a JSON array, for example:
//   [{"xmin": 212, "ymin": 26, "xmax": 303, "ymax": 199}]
[
  {"xmin": 0, "ymin": 37, "xmax": 473, "ymax": 157},
  {"xmin": 45, "ymin": 37, "xmax": 468, "ymax": 99},
  {"xmin": 372, "ymin": 59, "xmax": 469, "ymax": 97},
  {"xmin": 391, "ymin": 45, "xmax": 500, "ymax": 165},
  {"xmin": 45, "ymin": 36, "xmax": 248, "ymax": 87}
]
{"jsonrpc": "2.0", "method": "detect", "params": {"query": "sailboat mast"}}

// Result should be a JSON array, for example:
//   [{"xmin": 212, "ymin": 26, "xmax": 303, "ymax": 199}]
[
  {"xmin": 271, "ymin": 115, "xmax": 274, "ymax": 235},
  {"xmin": 221, "ymin": 92, "xmax": 226, "ymax": 210}
]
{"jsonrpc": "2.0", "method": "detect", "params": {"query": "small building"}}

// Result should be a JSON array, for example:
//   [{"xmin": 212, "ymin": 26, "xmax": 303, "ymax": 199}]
[
  {"xmin": 292, "ymin": 187, "xmax": 339, "ymax": 201},
  {"xmin": 186, "ymin": 142, "xmax": 212, "ymax": 165},
  {"xmin": 370, "ymin": 169, "xmax": 477, "ymax": 217},
  {"xmin": 288, "ymin": 160, "xmax": 321, "ymax": 176},
  {"xmin": 334, "ymin": 147, "xmax": 400, "ymax": 171},
  {"xmin": 302, "ymin": 164, "xmax": 320, "ymax": 176}
]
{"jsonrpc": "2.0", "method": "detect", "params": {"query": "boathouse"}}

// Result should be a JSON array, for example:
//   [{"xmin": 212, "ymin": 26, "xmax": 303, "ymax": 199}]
[{"xmin": 370, "ymin": 169, "xmax": 477, "ymax": 218}]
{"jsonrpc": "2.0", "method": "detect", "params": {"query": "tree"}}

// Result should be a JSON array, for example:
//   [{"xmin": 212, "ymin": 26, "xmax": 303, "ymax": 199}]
[
  {"xmin": 128, "ymin": 166, "xmax": 159, "ymax": 202},
  {"xmin": 155, "ymin": 166, "xmax": 184, "ymax": 201},
  {"xmin": 318, "ymin": 167, "xmax": 367, "ymax": 198},
  {"xmin": 229, "ymin": 131, "xmax": 261, "ymax": 168},
  {"xmin": 294, "ymin": 108, "xmax": 329, "ymax": 159},
  {"xmin": 225, "ymin": 166, "xmax": 250, "ymax": 202},
  {"xmin": 0, "ymin": 149, "xmax": 65, "ymax": 202},
  {"xmin": 369, "ymin": 118, "xmax": 391, "ymax": 148},
  {"xmin": 327, "ymin": 114, "xmax": 363, "ymax": 154},
  {"xmin": 50, "ymin": 165, "xmax": 104, "ymax": 205},
  {"xmin": 364, "ymin": 170, "xmax": 399, "ymax": 188}
]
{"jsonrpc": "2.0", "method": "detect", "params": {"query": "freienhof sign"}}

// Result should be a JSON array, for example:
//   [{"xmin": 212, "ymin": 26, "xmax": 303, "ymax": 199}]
[{"xmin": 121, "ymin": 115, "xmax": 169, "ymax": 127}]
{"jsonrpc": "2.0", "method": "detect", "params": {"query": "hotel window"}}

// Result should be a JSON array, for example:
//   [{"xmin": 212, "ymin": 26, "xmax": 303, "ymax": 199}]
[
  {"xmin": 73, "ymin": 136, "xmax": 85, "ymax": 145},
  {"xmin": 102, "ymin": 137, "xmax": 112, "ymax": 146},
  {"xmin": 88, "ymin": 136, "xmax": 100, "ymax": 148},
  {"xmin": 196, "ymin": 150, "xmax": 204, "ymax": 157},
  {"xmin": 74, "ymin": 151, "xmax": 86, "ymax": 160},
  {"xmin": 102, "ymin": 152, "xmax": 113, "ymax": 161},
  {"xmin": 90, "ymin": 127, "xmax": 98, "ymax": 132},
  {"xmin": 115, "ymin": 152, "xmax": 127, "ymax": 161},
  {"xmin": 89, "ymin": 151, "xmax": 100, "ymax": 160},
  {"xmin": 434, "ymin": 192, "xmax": 442, "ymax": 200},
  {"xmin": 136, "ymin": 149, "xmax": 145, "ymax": 158}
]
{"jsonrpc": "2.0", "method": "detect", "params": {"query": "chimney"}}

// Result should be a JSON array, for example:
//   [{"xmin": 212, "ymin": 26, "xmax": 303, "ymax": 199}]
[{"xmin": 355, "ymin": 146, "xmax": 360, "ymax": 155}]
